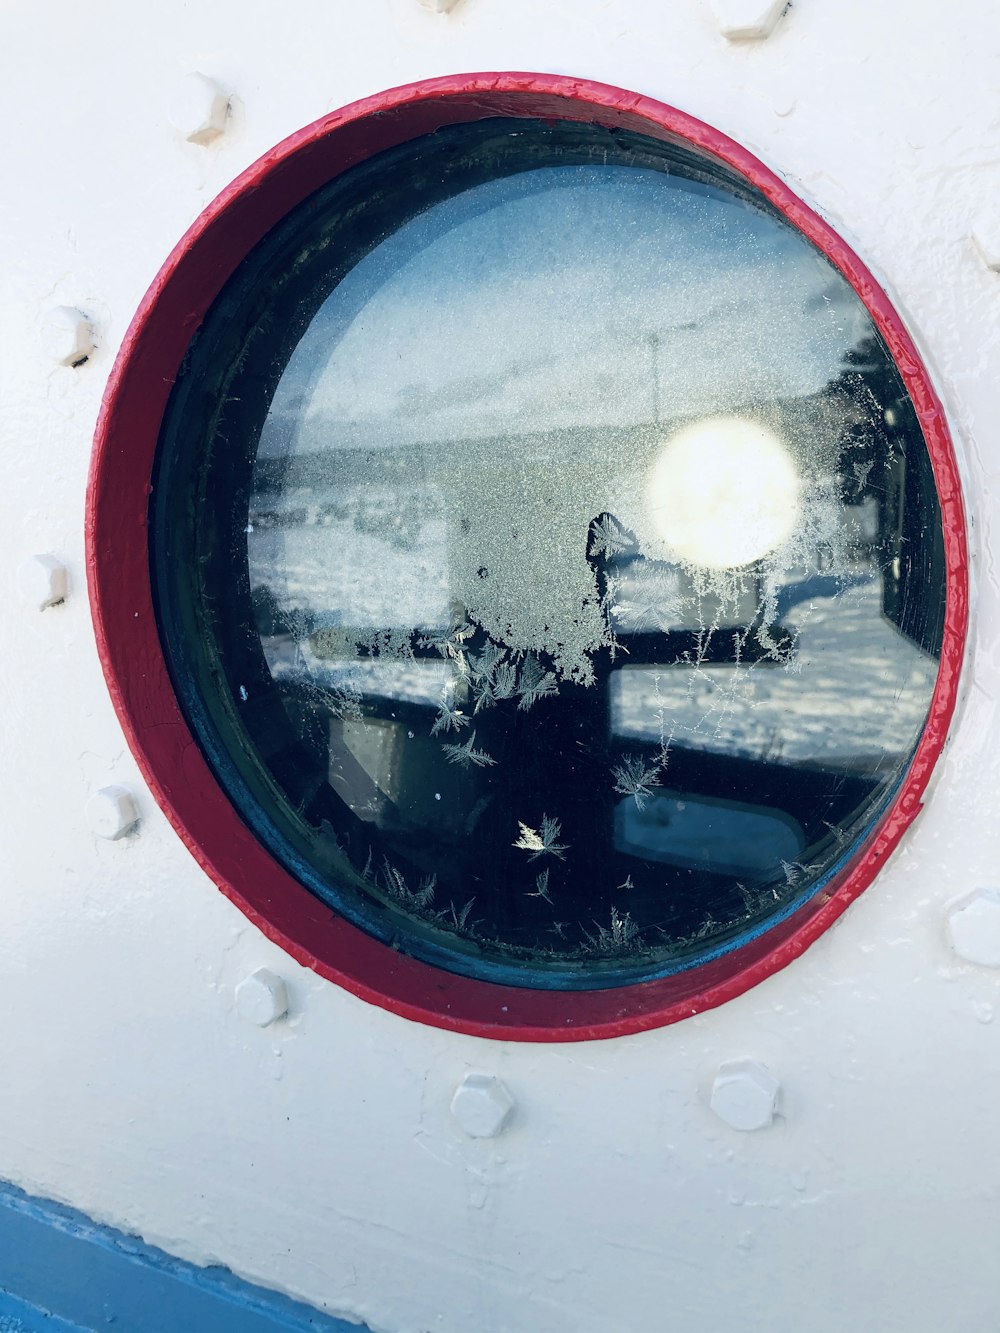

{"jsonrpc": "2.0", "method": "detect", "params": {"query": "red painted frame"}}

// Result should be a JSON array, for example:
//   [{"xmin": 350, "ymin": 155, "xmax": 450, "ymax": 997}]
[{"xmin": 86, "ymin": 72, "xmax": 968, "ymax": 1041}]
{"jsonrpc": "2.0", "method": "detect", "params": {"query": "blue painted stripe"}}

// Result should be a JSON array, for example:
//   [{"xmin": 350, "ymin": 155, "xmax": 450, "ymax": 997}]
[
  {"xmin": 0, "ymin": 1180, "xmax": 368, "ymax": 1333},
  {"xmin": 0, "ymin": 1286, "xmax": 90, "ymax": 1332}
]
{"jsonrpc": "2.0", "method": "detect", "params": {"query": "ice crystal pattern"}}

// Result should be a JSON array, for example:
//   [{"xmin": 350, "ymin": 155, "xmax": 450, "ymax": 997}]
[
  {"xmin": 516, "ymin": 653, "xmax": 558, "ymax": 711},
  {"xmin": 588, "ymin": 513, "xmax": 635, "ymax": 562},
  {"xmin": 449, "ymin": 897, "xmax": 476, "ymax": 931},
  {"xmin": 377, "ymin": 857, "xmax": 437, "ymax": 912},
  {"xmin": 430, "ymin": 691, "xmax": 469, "ymax": 736},
  {"xmin": 441, "ymin": 730, "xmax": 497, "ymax": 770},
  {"xmin": 527, "ymin": 869, "xmax": 553, "ymax": 902},
  {"xmin": 513, "ymin": 815, "xmax": 568, "ymax": 861},
  {"xmin": 611, "ymin": 754, "xmax": 662, "ymax": 810},
  {"xmin": 586, "ymin": 908, "xmax": 641, "ymax": 956}
]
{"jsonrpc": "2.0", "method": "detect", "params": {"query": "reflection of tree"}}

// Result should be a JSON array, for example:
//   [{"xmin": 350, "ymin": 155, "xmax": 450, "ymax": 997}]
[
  {"xmin": 823, "ymin": 334, "xmax": 895, "ymax": 491},
  {"xmin": 824, "ymin": 332, "xmax": 945, "ymax": 656},
  {"xmin": 834, "ymin": 333, "xmax": 887, "ymax": 377},
  {"xmin": 251, "ymin": 583, "xmax": 320, "ymax": 640},
  {"xmin": 251, "ymin": 583, "xmax": 291, "ymax": 637}
]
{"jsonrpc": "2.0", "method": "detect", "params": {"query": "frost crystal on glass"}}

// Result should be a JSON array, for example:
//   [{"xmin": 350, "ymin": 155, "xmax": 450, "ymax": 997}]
[{"xmin": 155, "ymin": 115, "xmax": 946, "ymax": 987}]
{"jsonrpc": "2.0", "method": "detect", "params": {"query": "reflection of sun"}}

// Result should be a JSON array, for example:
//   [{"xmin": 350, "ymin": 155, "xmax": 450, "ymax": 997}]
[{"xmin": 645, "ymin": 416, "xmax": 801, "ymax": 569}]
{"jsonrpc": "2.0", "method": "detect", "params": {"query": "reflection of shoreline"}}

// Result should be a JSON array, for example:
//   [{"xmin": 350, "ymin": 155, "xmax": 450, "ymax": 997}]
[{"xmin": 255, "ymin": 386, "xmax": 856, "ymax": 473}]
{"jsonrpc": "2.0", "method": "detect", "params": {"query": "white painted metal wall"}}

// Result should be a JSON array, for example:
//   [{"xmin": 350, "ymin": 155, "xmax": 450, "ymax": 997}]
[{"xmin": 3, "ymin": 3, "xmax": 1000, "ymax": 1330}]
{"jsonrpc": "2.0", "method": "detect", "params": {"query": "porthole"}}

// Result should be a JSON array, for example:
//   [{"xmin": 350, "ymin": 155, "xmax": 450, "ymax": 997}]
[{"xmin": 89, "ymin": 74, "xmax": 967, "ymax": 1038}]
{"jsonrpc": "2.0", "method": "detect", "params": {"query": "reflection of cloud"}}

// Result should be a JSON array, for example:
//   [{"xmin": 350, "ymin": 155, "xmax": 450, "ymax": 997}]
[
  {"xmin": 259, "ymin": 164, "xmax": 871, "ymax": 457},
  {"xmin": 393, "ymin": 351, "xmax": 560, "ymax": 415}
]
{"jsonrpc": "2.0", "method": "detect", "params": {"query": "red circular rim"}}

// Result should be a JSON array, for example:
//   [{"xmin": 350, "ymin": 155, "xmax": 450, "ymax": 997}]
[{"xmin": 86, "ymin": 72, "xmax": 968, "ymax": 1042}]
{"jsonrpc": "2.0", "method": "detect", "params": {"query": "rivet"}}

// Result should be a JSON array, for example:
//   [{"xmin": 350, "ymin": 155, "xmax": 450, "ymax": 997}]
[
  {"xmin": 450, "ymin": 1073, "xmax": 514, "ymax": 1138},
  {"xmin": 709, "ymin": 1059, "xmax": 780, "ymax": 1131},
  {"xmin": 946, "ymin": 888, "xmax": 1000, "ymax": 967},
  {"xmin": 41, "ymin": 306, "xmax": 96, "ymax": 367},
  {"xmin": 86, "ymin": 785, "xmax": 139, "ymax": 841},
  {"xmin": 18, "ymin": 554, "xmax": 68, "ymax": 610},
  {"xmin": 710, "ymin": 0, "xmax": 787, "ymax": 42},
  {"xmin": 235, "ymin": 968, "xmax": 289, "ymax": 1027},
  {"xmin": 168, "ymin": 72, "xmax": 230, "ymax": 146}
]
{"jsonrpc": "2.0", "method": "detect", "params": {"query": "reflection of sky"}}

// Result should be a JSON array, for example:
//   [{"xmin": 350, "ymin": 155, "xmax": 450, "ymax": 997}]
[{"xmin": 258, "ymin": 164, "xmax": 869, "ymax": 456}]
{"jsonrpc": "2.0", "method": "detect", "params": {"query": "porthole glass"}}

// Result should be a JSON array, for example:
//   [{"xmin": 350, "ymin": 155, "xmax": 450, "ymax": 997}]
[{"xmin": 150, "ymin": 112, "xmax": 947, "ymax": 991}]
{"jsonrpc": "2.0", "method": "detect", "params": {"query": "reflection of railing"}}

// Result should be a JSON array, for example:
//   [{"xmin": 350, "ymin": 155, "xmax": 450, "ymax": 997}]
[
  {"xmin": 296, "ymin": 662, "xmax": 880, "ymax": 812},
  {"xmin": 307, "ymin": 622, "xmax": 795, "ymax": 668}
]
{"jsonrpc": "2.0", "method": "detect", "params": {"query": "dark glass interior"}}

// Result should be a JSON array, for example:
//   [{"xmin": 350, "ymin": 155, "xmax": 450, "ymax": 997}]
[{"xmin": 151, "ymin": 117, "xmax": 946, "ymax": 988}]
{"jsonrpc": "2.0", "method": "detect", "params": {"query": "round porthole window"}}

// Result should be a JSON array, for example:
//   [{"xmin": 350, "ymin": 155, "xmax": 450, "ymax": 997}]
[{"xmin": 89, "ymin": 74, "xmax": 966, "ymax": 1038}]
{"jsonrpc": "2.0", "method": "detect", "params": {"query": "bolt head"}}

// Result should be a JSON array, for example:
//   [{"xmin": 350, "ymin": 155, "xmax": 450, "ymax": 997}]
[
  {"xmin": 947, "ymin": 888, "xmax": 1000, "ymax": 967},
  {"xmin": 168, "ymin": 72, "xmax": 230, "ymax": 146},
  {"xmin": 18, "ymin": 554, "xmax": 68, "ymax": 610},
  {"xmin": 41, "ymin": 306, "xmax": 96, "ymax": 366},
  {"xmin": 236, "ymin": 968, "xmax": 289, "ymax": 1026},
  {"xmin": 710, "ymin": 0, "xmax": 787, "ymax": 41},
  {"xmin": 710, "ymin": 1059, "xmax": 779, "ymax": 1131},
  {"xmin": 86, "ymin": 785, "xmax": 139, "ymax": 841},
  {"xmin": 450, "ymin": 1073, "xmax": 514, "ymax": 1138}
]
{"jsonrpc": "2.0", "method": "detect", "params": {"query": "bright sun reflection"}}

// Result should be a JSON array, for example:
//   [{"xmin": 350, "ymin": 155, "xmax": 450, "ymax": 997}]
[{"xmin": 645, "ymin": 416, "xmax": 801, "ymax": 569}]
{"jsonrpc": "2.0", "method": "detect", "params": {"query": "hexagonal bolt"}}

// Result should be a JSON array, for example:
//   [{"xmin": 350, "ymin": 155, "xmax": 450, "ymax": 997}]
[
  {"xmin": 450, "ymin": 1073, "xmax": 514, "ymax": 1138},
  {"xmin": 235, "ymin": 968, "xmax": 289, "ymax": 1026},
  {"xmin": 168, "ymin": 72, "xmax": 230, "ymax": 146},
  {"xmin": 417, "ymin": 0, "xmax": 463, "ymax": 12},
  {"xmin": 18, "ymin": 554, "xmax": 68, "ymax": 610},
  {"xmin": 41, "ymin": 306, "xmax": 96, "ymax": 366},
  {"xmin": 86, "ymin": 785, "xmax": 139, "ymax": 841},
  {"xmin": 710, "ymin": 1059, "xmax": 780, "ymax": 1131},
  {"xmin": 710, "ymin": 0, "xmax": 788, "ymax": 42},
  {"xmin": 946, "ymin": 888, "xmax": 1000, "ymax": 968},
  {"xmin": 971, "ymin": 218, "xmax": 1000, "ymax": 273}
]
